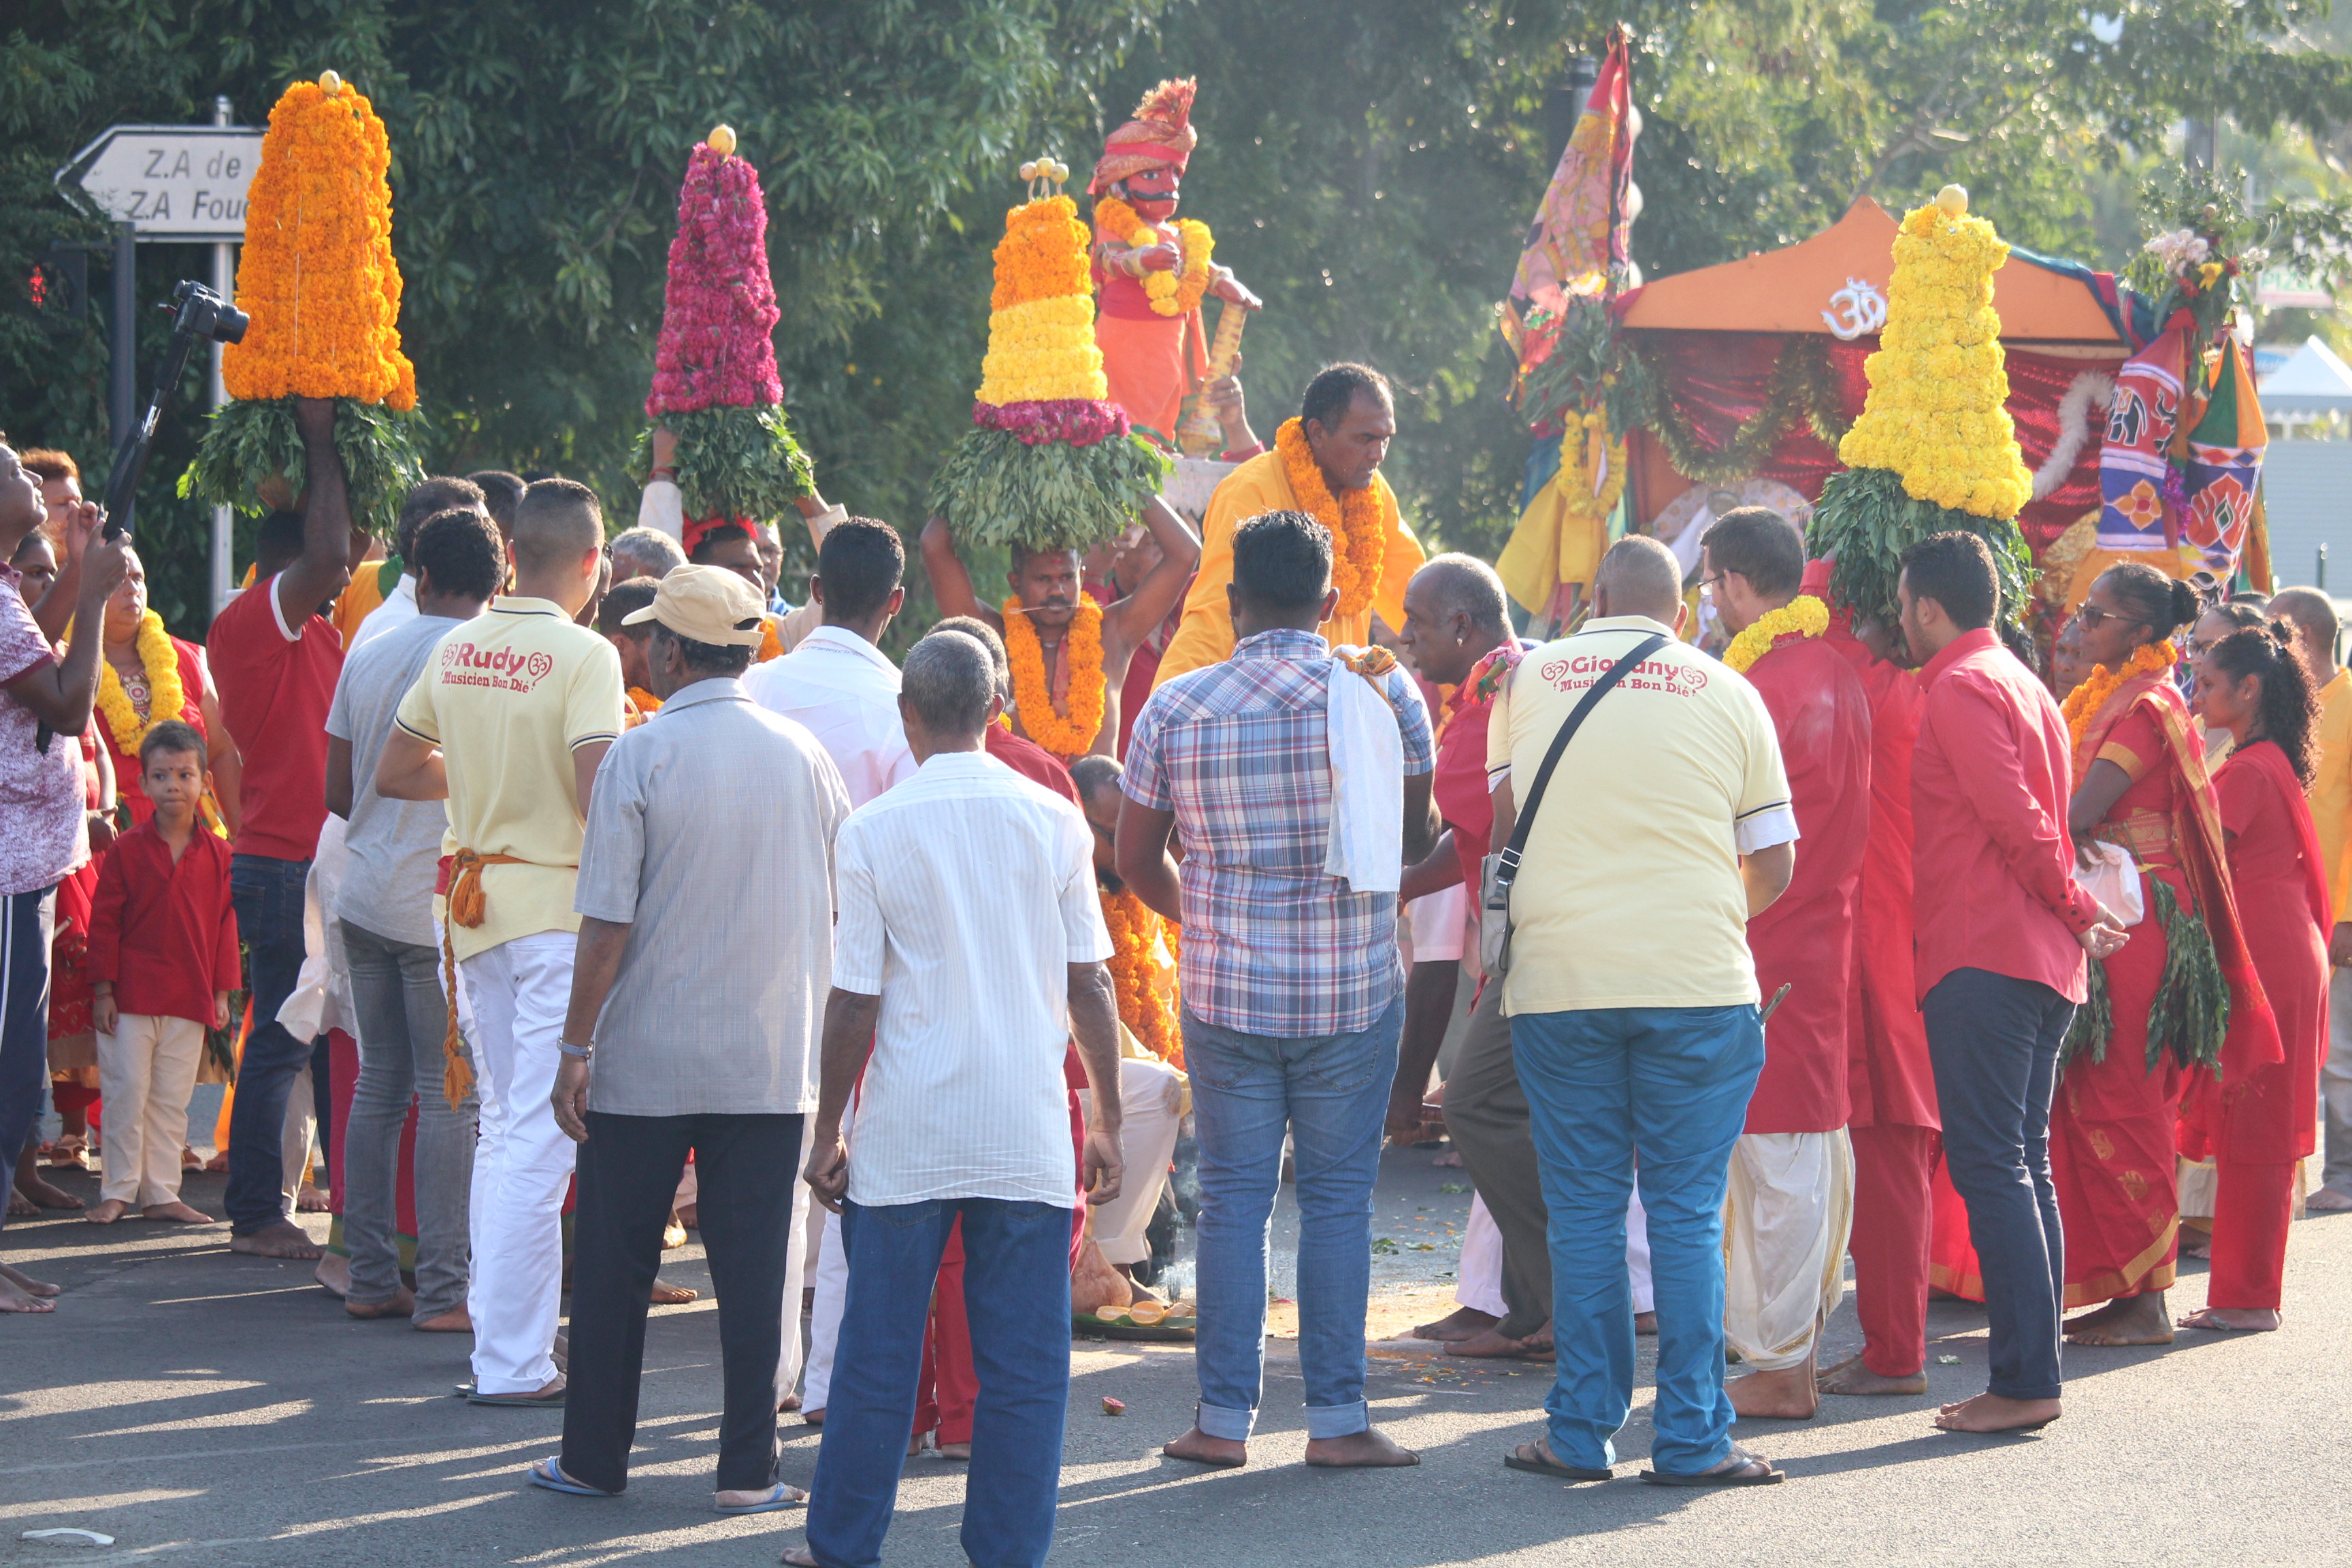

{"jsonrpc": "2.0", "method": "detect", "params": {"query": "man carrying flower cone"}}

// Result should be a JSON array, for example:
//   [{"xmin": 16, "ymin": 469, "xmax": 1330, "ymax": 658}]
[{"xmin": 1699, "ymin": 508, "xmax": 1870, "ymax": 1420}]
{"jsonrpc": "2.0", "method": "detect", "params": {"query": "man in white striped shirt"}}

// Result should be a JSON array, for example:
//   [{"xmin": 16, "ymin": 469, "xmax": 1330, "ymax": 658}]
[{"xmin": 787, "ymin": 630, "xmax": 1124, "ymax": 1568}]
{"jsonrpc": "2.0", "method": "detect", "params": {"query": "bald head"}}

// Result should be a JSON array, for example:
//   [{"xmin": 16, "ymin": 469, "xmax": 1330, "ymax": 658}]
[
  {"xmin": 1593, "ymin": 536, "xmax": 1685, "ymax": 625},
  {"xmin": 2270, "ymin": 586, "xmax": 2340, "ymax": 681},
  {"xmin": 1414, "ymin": 553, "xmax": 1509, "ymax": 639}
]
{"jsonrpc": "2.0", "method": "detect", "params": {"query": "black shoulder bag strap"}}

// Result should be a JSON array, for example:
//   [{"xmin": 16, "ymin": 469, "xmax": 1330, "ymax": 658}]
[{"xmin": 1486, "ymin": 630, "xmax": 1669, "ymax": 914}]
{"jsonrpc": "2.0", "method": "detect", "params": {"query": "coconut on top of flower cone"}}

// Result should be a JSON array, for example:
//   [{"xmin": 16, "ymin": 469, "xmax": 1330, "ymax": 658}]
[
  {"xmin": 634, "ymin": 127, "xmax": 811, "ymax": 525},
  {"xmin": 222, "ymin": 73, "xmax": 414, "ymax": 410},
  {"xmin": 1835, "ymin": 185, "xmax": 2032, "ymax": 522}
]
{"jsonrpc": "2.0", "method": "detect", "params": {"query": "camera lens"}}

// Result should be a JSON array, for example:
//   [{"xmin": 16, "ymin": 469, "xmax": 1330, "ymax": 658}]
[{"xmin": 214, "ymin": 303, "xmax": 250, "ymax": 345}]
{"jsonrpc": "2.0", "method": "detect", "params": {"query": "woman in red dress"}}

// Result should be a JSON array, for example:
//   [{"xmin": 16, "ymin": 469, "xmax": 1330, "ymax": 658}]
[
  {"xmin": 2183, "ymin": 624, "xmax": 2331, "ymax": 1331},
  {"xmin": 2055, "ymin": 565, "xmax": 2279, "ymax": 1348}
]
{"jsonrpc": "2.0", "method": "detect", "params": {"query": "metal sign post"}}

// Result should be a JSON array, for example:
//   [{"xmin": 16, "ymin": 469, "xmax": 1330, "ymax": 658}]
[{"xmin": 57, "ymin": 116, "xmax": 259, "ymax": 606}]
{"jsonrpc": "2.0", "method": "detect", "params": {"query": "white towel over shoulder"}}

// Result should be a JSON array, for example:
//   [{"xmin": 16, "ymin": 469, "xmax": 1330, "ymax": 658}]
[{"xmin": 1324, "ymin": 648, "xmax": 1405, "ymax": 894}]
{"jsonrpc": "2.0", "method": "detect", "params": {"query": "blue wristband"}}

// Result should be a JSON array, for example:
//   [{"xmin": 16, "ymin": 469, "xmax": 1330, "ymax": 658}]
[{"xmin": 557, "ymin": 1040, "xmax": 594, "ymax": 1060}]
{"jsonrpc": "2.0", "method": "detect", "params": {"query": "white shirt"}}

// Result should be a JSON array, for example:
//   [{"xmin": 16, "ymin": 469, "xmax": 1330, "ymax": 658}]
[
  {"xmin": 832, "ymin": 751, "xmax": 1113, "ymax": 1208},
  {"xmin": 348, "ymin": 573, "xmax": 418, "ymax": 653},
  {"xmin": 742, "ymin": 625, "xmax": 916, "ymax": 807}
]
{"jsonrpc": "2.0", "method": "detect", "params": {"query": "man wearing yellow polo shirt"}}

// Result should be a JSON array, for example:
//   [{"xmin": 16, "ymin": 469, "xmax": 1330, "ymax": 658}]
[
  {"xmin": 376, "ymin": 478, "xmax": 625, "ymax": 1405},
  {"xmin": 2272, "ymin": 588, "xmax": 2352, "ymax": 1211},
  {"xmin": 1153, "ymin": 363, "xmax": 1424, "ymax": 687}
]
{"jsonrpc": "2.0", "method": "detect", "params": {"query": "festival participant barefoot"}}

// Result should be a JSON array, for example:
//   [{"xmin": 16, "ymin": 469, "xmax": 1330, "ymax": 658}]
[{"xmin": 920, "ymin": 496, "xmax": 1198, "ymax": 762}]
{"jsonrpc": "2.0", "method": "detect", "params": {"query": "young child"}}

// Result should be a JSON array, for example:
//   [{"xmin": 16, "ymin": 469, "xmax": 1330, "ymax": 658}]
[{"xmin": 86, "ymin": 720, "xmax": 239, "ymax": 1225}]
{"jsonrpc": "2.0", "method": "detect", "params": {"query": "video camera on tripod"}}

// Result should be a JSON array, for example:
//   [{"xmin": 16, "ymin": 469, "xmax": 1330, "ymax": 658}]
[{"xmin": 97, "ymin": 278, "xmax": 248, "ymax": 539}]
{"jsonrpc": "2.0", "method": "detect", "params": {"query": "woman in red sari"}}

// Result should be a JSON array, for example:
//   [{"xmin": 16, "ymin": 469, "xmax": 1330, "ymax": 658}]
[
  {"xmin": 2183, "ymin": 624, "xmax": 2330, "ymax": 1332},
  {"xmin": 89, "ymin": 546, "xmax": 240, "ymax": 835},
  {"xmin": 2055, "ymin": 565, "xmax": 2280, "ymax": 1348}
]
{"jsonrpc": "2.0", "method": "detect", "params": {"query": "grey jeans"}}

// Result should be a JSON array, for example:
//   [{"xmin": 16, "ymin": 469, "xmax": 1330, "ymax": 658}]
[
  {"xmin": 340, "ymin": 917, "xmax": 476, "ymax": 1319},
  {"xmin": 2325, "ymin": 968, "xmax": 2352, "ymax": 1195}
]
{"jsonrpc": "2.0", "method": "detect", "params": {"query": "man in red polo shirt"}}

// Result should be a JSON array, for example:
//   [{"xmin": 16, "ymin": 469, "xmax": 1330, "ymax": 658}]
[
  {"xmin": 1900, "ymin": 531, "xmax": 2125, "ymax": 1435},
  {"xmin": 206, "ymin": 397, "xmax": 374, "ymax": 1260}
]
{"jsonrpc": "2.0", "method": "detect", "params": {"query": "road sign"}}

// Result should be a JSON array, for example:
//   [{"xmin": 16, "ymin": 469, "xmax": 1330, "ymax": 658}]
[{"xmin": 56, "ymin": 125, "xmax": 263, "ymax": 240}]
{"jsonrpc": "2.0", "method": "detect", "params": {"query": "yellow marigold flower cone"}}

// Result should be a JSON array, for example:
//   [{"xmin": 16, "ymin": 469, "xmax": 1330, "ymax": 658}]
[
  {"xmin": 223, "ymin": 76, "xmax": 414, "ymax": 409},
  {"xmin": 1835, "ymin": 188, "xmax": 2029, "ymax": 521},
  {"xmin": 979, "ymin": 195, "xmax": 1105, "ymax": 405}
]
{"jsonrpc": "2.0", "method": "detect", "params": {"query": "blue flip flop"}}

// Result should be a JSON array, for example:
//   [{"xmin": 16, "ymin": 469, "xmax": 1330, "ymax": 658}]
[
  {"xmin": 715, "ymin": 1482, "xmax": 808, "ymax": 1515},
  {"xmin": 527, "ymin": 1457, "xmax": 617, "ymax": 1497}
]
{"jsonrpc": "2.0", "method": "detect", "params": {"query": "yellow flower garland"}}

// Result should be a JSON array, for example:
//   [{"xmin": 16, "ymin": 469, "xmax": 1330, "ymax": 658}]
[
  {"xmin": 1003, "ymin": 593, "xmax": 1107, "ymax": 759},
  {"xmin": 1095, "ymin": 195, "xmax": 1214, "ymax": 317},
  {"xmin": 1101, "ymin": 887, "xmax": 1182, "ymax": 1065},
  {"xmin": 95, "ymin": 611, "xmax": 187, "ymax": 754},
  {"xmin": 2061, "ymin": 638, "xmax": 2176, "ymax": 753},
  {"xmin": 1276, "ymin": 417, "xmax": 1387, "ymax": 621},
  {"xmin": 978, "ymin": 195, "xmax": 1106, "ymax": 406},
  {"xmin": 1720, "ymin": 595, "xmax": 1829, "ymax": 674}
]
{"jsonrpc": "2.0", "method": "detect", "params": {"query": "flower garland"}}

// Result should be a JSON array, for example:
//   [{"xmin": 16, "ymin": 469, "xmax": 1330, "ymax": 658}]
[
  {"xmin": 1094, "ymin": 195, "xmax": 1214, "ymax": 316},
  {"xmin": 756, "ymin": 615, "xmax": 784, "ymax": 664},
  {"xmin": 1276, "ymin": 417, "xmax": 1386, "ymax": 621},
  {"xmin": 1635, "ymin": 336, "xmax": 1849, "ymax": 488},
  {"xmin": 223, "ymin": 74, "xmax": 414, "ymax": 410},
  {"xmin": 2061, "ymin": 638, "xmax": 2177, "ymax": 753},
  {"xmin": 1003, "ymin": 593, "xmax": 1107, "ymax": 759},
  {"xmin": 974, "ymin": 398, "xmax": 1131, "ymax": 447},
  {"xmin": 1101, "ymin": 887, "xmax": 1182, "ymax": 1065},
  {"xmin": 1720, "ymin": 595, "xmax": 1829, "ymax": 674},
  {"xmin": 1562, "ymin": 406, "xmax": 1626, "ymax": 525},
  {"xmin": 95, "ymin": 612, "xmax": 186, "ymax": 753}
]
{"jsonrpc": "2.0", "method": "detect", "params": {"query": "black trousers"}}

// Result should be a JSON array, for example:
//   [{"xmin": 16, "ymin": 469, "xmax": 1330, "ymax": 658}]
[
  {"xmin": 1922, "ymin": 968, "xmax": 2072, "ymax": 1403},
  {"xmin": 560, "ymin": 1110, "xmax": 804, "ymax": 1494}
]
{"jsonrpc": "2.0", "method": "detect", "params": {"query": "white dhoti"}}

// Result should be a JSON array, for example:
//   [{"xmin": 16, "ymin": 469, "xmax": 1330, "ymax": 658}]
[
  {"xmin": 1627, "ymin": 1186, "xmax": 1654, "ymax": 1316},
  {"xmin": 1722, "ymin": 1128, "xmax": 1853, "ymax": 1372},
  {"xmin": 1083, "ymin": 1054, "xmax": 1183, "ymax": 1267},
  {"xmin": 1454, "ymin": 1194, "xmax": 1508, "ymax": 1317},
  {"xmin": 774, "ymin": 1134, "xmax": 817, "ymax": 1403},
  {"xmin": 800, "ymin": 1207, "xmax": 849, "ymax": 1412}
]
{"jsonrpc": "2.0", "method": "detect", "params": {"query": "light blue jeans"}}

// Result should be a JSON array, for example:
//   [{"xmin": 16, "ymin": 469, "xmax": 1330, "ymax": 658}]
[
  {"xmin": 1181, "ymin": 994, "xmax": 1402, "ymax": 1441},
  {"xmin": 1511, "ymin": 1004, "xmax": 1763, "ymax": 1476}
]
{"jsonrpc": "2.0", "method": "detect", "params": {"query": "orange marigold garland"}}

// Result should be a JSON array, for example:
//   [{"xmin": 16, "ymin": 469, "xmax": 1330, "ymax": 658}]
[
  {"xmin": 1092, "ymin": 195, "xmax": 1215, "ymax": 318},
  {"xmin": 182, "ymin": 71, "xmax": 425, "ymax": 534},
  {"xmin": 2062, "ymin": 639, "xmax": 2177, "ymax": 759},
  {"xmin": 1101, "ymin": 888, "xmax": 1181, "ymax": 1065},
  {"xmin": 1276, "ymin": 416, "xmax": 1386, "ymax": 621},
  {"xmin": 1003, "ymin": 593, "xmax": 1106, "ymax": 758}
]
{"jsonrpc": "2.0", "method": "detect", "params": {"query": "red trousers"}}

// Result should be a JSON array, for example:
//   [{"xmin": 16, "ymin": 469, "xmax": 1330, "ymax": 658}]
[
  {"xmin": 1848, "ymin": 1122, "xmax": 1937, "ymax": 1376},
  {"xmin": 2207, "ymin": 1160, "xmax": 2293, "ymax": 1311}
]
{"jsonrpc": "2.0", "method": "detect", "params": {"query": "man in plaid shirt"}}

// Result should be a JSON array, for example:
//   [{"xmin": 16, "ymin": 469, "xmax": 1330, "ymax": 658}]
[{"xmin": 1120, "ymin": 509, "xmax": 1436, "ymax": 1469}]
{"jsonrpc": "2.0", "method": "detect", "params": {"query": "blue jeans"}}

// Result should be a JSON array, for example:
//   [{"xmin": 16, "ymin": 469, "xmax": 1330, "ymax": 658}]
[
  {"xmin": 226, "ymin": 853, "xmax": 315, "ymax": 1233},
  {"xmin": 1923, "ymin": 968, "xmax": 2071, "ymax": 1401},
  {"xmin": 0, "ymin": 886, "xmax": 56, "ymax": 1237},
  {"xmin": 1181, "ymin": 994, "xmax": 1401, "ymax": 1441},
  {"xmin": 807, "ymin": 1196, "xmax": 1072, "ymax": 1568},
  {"xmin": 1512, "ymin": 1004, "xmax": 1764, "ymax": 1475}
]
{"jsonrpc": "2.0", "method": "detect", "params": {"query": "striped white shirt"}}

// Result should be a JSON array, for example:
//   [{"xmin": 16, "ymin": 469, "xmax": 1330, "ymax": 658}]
[{"xmin": 832, "ymin": 750, "xmax": 1113, "ymax": 1209}]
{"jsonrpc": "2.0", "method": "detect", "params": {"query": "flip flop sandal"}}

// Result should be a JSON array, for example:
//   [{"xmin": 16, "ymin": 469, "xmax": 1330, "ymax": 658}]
[
  {"xmin": 1641, "ymin": 1445, "xmax": 1783, "ymax": 1487},
  {"xmin": 716, "ymin": 1482, "xmax": 806, "ymax": 1515},
  {"xmin": 1502, "ymin": 1445, "xmax": 1612, "ymax": 1482},
  {"xmin": 527, "ymin": 1457, "xmax": 615, "ymax": 1496},
  {"xmin": 470, "ymin": 1385, "xmax": 568, "ymax": 1408}
]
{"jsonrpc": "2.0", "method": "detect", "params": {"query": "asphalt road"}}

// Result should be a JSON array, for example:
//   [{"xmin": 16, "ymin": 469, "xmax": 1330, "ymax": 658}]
[{"xmin": 3, "ymin": 1145, "xmax": 2347, "ymax": 1567}]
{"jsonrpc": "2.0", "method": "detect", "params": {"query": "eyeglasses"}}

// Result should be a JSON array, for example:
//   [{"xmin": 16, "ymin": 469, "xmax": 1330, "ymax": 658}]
[
  {"xmin": 2072, "ymin": 603, "xmax": 2147, "ymax": 633},
  {"xmin": 1699, "ymin": 572, "xmax": 1728, "ymax": 597}
]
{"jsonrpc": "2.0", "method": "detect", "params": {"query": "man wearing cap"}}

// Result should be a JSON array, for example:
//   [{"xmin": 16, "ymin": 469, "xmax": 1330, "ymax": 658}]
[{"xmin": 526, "ymin": 566, "xmax": 851, "ymax": 1510}]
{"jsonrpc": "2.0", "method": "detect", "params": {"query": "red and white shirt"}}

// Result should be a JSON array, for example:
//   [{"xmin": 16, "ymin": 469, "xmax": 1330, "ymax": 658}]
[{"xmin": 0, "ymin": 562, "xmax": 87, "ymax": 896}]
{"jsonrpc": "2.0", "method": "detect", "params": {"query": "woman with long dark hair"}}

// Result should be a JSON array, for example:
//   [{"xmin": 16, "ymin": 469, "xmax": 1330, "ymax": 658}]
[
  {"xmin": 2183, "ymin": 624, "xmax": 2330, "ymax": 1331},
  {"xmin": 2053, "ymin": 564, "xmax": 2280, "ymax": 1347}
]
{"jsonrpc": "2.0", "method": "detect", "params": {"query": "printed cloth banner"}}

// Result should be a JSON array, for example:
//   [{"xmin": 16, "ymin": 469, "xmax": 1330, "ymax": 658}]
[
  {"xmin": 2096, "ymin": 326, "xmax": 2188, "ymax": 552},
  {"xmin": 2182, "ymin": 338, "xmax": 2266, "ymax": 579}
]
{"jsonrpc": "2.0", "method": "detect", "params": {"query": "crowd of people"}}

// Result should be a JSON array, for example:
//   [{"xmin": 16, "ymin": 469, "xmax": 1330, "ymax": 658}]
[{"xmin": 0, "ymin": 349, "xmax": 2342, "ymax": 1563}]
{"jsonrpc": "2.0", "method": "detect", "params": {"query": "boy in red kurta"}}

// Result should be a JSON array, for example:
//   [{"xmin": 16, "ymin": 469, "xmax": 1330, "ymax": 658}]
[
  {"xmin": 86, "ymin": 721, "xmax": 238, "ymax": 1225},
  {"xmin": 1702, "ymin": 512, "xmax": 1870, "ymax": 1420}
]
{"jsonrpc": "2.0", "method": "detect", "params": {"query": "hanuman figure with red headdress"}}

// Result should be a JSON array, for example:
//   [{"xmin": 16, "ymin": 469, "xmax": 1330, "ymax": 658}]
[{"xmin": 1089, "ymin": 78, "xmax": 1264, "ymax": 457}]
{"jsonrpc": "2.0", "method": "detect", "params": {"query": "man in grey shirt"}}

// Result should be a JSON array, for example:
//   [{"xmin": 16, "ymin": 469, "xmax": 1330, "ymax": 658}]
[
  {"xmin": 534, "ymin": 565, "xmax": 849, "ymax": 1512},
  {"xmin": 325, "ymin": 506, "xmax": 506, "ymax": 1329}
]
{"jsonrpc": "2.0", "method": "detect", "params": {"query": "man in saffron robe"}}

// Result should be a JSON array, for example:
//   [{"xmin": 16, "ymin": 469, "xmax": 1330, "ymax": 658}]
[
  {"xmin": 1699, "ymin": 510, "xmax": 1868, "ymax": 1420},
  {"xmin": 1811, "ymin": 562, "xmax": 1942, "ymax": 1397}
]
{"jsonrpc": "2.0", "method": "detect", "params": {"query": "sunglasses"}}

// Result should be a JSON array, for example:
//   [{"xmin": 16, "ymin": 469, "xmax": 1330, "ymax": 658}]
[{"xmin": 2072, "ymin": 603, "xmax": 2147, "ymax": 633}]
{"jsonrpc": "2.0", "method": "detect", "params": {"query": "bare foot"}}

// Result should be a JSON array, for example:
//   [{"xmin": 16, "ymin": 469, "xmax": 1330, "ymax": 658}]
[
  {"xmin": 1634, "ymin": 1311, "xmax": 1657, "ymax": 1335},
  {"xmin": 1162, "ymin": 1426, "xmax": 1247, "ymax": 1469},
  {"xmin": 142, "ymin": 1200, "xmax": 215, "ymax": 1224},
  {"xmin": 0, "ymin": 1275, "xmax": 56, "ymax": 1313},
  {"xmin": 1933, "ymin": 1391, "xmax": 2059, "ymax": 1432},
  {"xmin": 1817, "ymin": 1353, "xmax": 1927, "ymax": 1396},
  {"xmin": 2306, "ymin": 1186, "xmax": 2352, "ymax": 1213},
  {"xmin": 1412, "ymin": 1305, "xmax": 1499, "ymax": 1342},
  {"xmin": 906, "ymin": 1431, "xmax": 928, "ymax": 1458},
  {"xmin": 2177, "ymin": 1230, "xmax": 2211, "ymax": 1259},
  {"xmin": 7, "ymin": 1185, "xmax": 34, "ymax": 1218},
  {"xmin": 801, "ymin": 1407, "xmax": 825, "ymax": 1427},
  {"xmin": 779, "ymin": 1392, "xmax": 802, "ymax": 1414},
  {"xmin": 553, "ymin": 1330, "xmax": 569, "ymax": 1373},
  {"xmin": 1448, "ymin": 1325, "xmax": 1553, "ymax": 1360},
  {"xmin": 230, "ymin": 1220, "xmax": 323, "ymax": 1260},
  {"xmin": 651, "ymin": 1277, "xmax": 700, "ymax": 1305},
  {"xmin": 14, "ymin": 1170, "xmax": 83, "ymax": 1211},
  {"xmin": 348, "ymin": 1286, "xmax": 418, "ymax": 1320},
  {"xmin": 86, "ymin": 1198, "xmax": 131, "ymax": 1224},
  {"xmin": 203, "ymin": 1151, "xmax": 230, "ymax": 1173},
  {"xmin": 2178, "ymin": 1306, "xmax": 2280, "ymax": 1333},
  {"xmin": 314, "ymin": 1252, "xmax": 350, "ymax": 1297},
  {"xmin": 1728, "ymin": 1364, "xmax": 1820, "ymax": 1419},
  {"xmin": 936, "ymin": 1441, "xmax": 970, "ymax": 1460},
  {"xmin": 781, "ymin": 1548, "xmax": 819, "ymax": 1567},
  {"xmin": 676, "ymin": 1202, "xmax": 698, "ymax": 1230},
  {"xmin": 1, "ymin": 1263, "xmax": 61, "ymax": 1298},
  {"xmin": 2065, "ymin": 1291, "xmax": 2172, "ymax": 1346},
  {"xmin": 180, "ymin": 1145, "xmax": 204, "ymax": 1171},
  {"xmin": 663, "ymin": 1211, "xmax": 687, "ymax": 1250},
  {"xmin": 416, "ymin": 1305, "xmax": 473, "ymax": 1333},
  {"xmin": 1304, "ymin": 1427, "xmax": 1420, "ymax": 1468},
  {"xmin": 297, "ymin": 1184, "xmax": 331, "ymax": 1213}
]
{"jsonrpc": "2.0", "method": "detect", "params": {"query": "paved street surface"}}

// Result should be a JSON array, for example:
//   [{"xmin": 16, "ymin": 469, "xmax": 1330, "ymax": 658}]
[{"xmin": 3, "ymin": 1144, "xmax": 2347, "ymax": 1567}]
